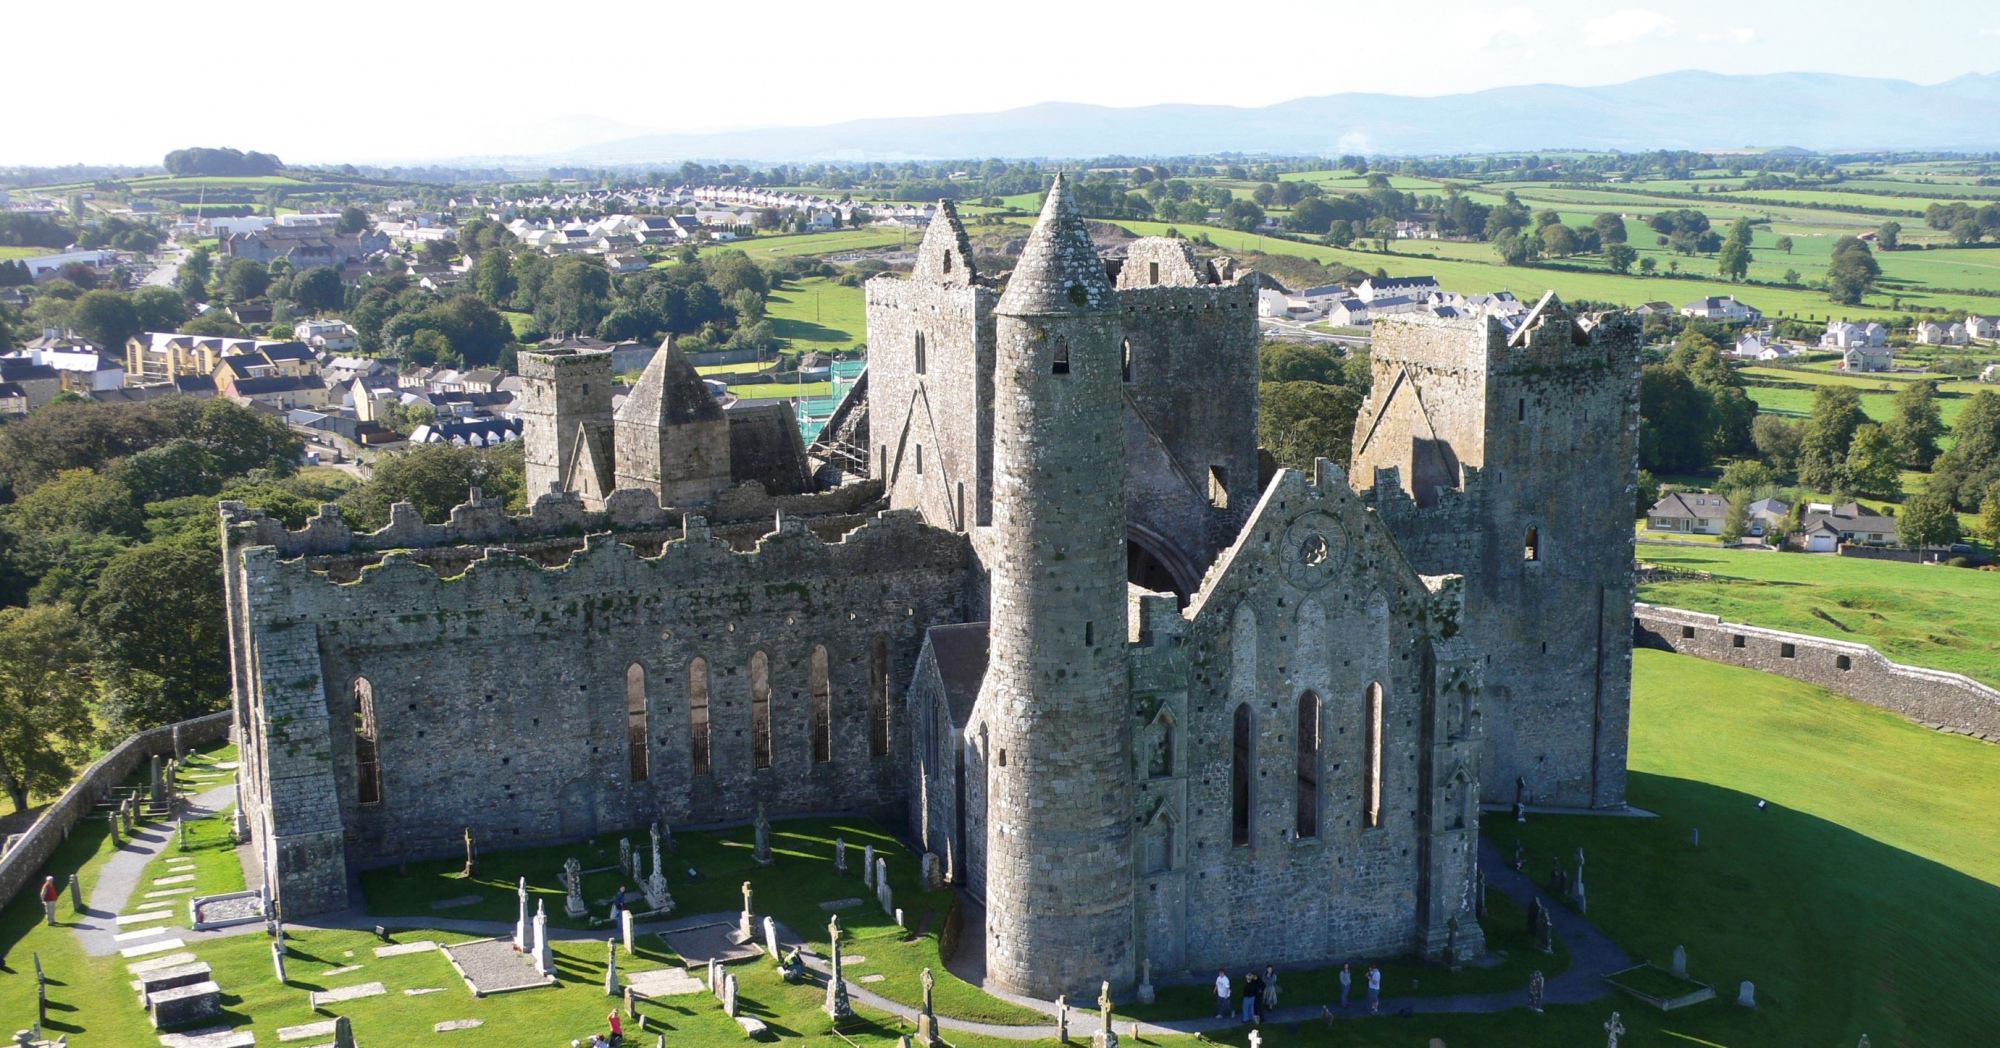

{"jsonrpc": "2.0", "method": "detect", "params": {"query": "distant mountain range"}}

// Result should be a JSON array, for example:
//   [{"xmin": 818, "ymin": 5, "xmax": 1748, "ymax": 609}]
[{"xmin": 562, "ymin": 70, "xmax": 2000, "ymax": 163}]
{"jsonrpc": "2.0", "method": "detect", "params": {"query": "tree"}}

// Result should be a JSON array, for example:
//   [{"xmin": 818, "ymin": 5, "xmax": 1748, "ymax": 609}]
[
  {"xmin": 1716, "ymin": 458, "xmax": 1777, "ymax": 497},
  {"xmin": 1951, "ymin": 219, "xmax": 1983, "ymax": 246},
  {"xmin": 536, "ymin": 256, "xmax": 613, "ymax": 338},
  {"xmin": 475, "ymin": 250, "xmax": 516, "ymax": 306},
  {"xmin": 67, "ymin": 289, "xmax": 142, "ymax": 350},
  {"xmin": 1885, "ymin": 380, "xmax": 1944, "ymax": 470},
  {"xmin": 1259, "ymin": 381, "xmax": 1365, "ymax": 469},
  {"xmin": 1721, "ymin": 497, "xmax": 1750, "ymax": 544},
  {"xmin": 1783, "ymin": 268, "xmax": 1802, "ymax": 286},
  {"xmin": 1825, "ymin": 236, "xmax": 1880, "ymax": 305},
  {"xmin": 118, "ymin": 438, "xmax": 223, "ymax": 502},
  {"xmin": 1605, "ymin": 244, "xmax": 1638, "ymax": 274},
  {"xmin": 1717, "ymin": 238, "xmax": 1752, "ymax": 281},
  {"xmin": 223, "ymin": 258, "xmax": 271, "ymax": 303},
  {"xmin": 1799, "ymin": 385, "xmax": 1868, "ymax": 491},
  {"xmin": 1222, "ymin": 200, "xmax": 1266, "ymax": 233},
  {"xmin": 1252, "ymin": 183, "xmax": 1276, "ymax": 207},
  {"xmin": 1639, "ymin": 364, "xmax": 1713, "ymax": 473},
  {"xmin": 336, "ymin": 206, "xmax": 369, "ymax": 235},
  {"xmin": 1592, "ymin": 212, "xmax": 1627, "ymax": 244},
  {"xmin": 0, "ymin": 605, "xmax": 98, "ymax": 812},
  {"xmin": 1286, "ymin": 199, "xmax": 1336, "ymax": 235},
  {"xmin": 1774, "ymin": 235, "xmax": 1794, "ymax": 254},
  {"xmin": 1929, "ymin": 390, "xmax": 2000, "ymax": 509},
  {"xmin": 1897, "ymin": 491, "xmax": 1961, "ymax": 550},
  {"xmin": 1540, "ymin": 224, "xmax": 1577, "ymax": 257},
  {"xmin": 289, "ymin": 266, "xmax": 343, "ymax": 313},
  {"xmin": 87, "ymin": 543, "xmax": 230, "ymax": 731},
  {"xmin": 1877, "ymin": 221, "xmax": 1901, "ymax": 251},
  {"xmin": 1752, "ymin": 414, "xmax": 1803, "ymax": 472},
  {"xmin": 1844, "ymin": 423, "xmax": 1904, "ymax": 499},
  {"xmin": 1494, "ymin": 231, "xmax": 1535, "ymax": 266},
  {"xmin": 1979, "ymin": 488, "xmax": 2000, "ymax": 547},
  {"xmin": 7, "ymin": 468, "xmax": 142, "ymax": 537},
  {"xmin": 340, "ymin": 441, "xmax": 524, "ymax": 528},
  {"xmin": 1635, "ymin": 469, "xmax": 1660, "ymax": 518},
  {"xmin": 131, "ymin": 285, "xmax": 189, "ymax": 333}
]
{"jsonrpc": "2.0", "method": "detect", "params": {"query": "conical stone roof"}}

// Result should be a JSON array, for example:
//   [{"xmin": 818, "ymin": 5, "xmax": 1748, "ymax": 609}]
[
  {"xmin": 995, "ymin": 174, "xmax": 1114, "ymax": 316},
  {"xmin": 615, "ymin": 338, "xmax": 723, "ymax": 428}
]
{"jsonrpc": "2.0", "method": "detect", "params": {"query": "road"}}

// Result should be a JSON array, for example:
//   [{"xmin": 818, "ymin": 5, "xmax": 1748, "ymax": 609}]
[
  {"xmin": 1260, "ymin": 317, "xmax": 1371, "ymax": 348},
  {"xmin": 141, "ymin": 246, "xmax": 187, "ymax": 288}
]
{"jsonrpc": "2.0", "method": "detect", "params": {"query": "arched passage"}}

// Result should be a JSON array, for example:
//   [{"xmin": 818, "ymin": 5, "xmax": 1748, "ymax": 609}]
[{"xmin": 1127, "ymin": 524, "xmax": 1201, "ymax": 606}]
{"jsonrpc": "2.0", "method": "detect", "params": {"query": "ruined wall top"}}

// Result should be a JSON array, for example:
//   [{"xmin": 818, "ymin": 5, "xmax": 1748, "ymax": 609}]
[
  {"xmin": 910, "ymin": 201, "xmax": 980, "ymax": 287},
  {"xmin": 1115, "ymin": 237, "xmax": 1211, "ymax": 289}
]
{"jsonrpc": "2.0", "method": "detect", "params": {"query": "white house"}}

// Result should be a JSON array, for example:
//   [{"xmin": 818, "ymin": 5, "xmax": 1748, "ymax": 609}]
[
  {"xmin": 1968, "ymin": 315, "xmax": 2000, "ymax": 341},
  {"xmin": 1680, "ymin": 296, "xmax": 1762, "ymax": 323},
  {"xmin": 1354, "ymin": 275, "xmax": 1440, "ymax": 304},
  {"xmin": 1842, "ymin": 345, "xmax": 1894, "ymax": 372},
  {"xmin": 294, "ymin": 319, "xmax": 358, "ymax": 352},
  {"xmin": 1916, "ymin": 320, "xmax": 1967, "ymax": 346},
  {"xmin": 1820, "ymin": 320, "xmax": 1887, "ymax": 349}
]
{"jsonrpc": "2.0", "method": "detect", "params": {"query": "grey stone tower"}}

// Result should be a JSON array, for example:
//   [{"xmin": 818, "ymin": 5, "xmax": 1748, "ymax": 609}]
[
  {"xmin": 978, "ymin": 175, "xmax": 1136, "ymax": 999},
  {"xmin": 520, "ymin": 346, "xmax": 613, "ymax": 500},
  {"xmin": 613, "ymin": 340, "xmax": 732, "ymax": 505}
]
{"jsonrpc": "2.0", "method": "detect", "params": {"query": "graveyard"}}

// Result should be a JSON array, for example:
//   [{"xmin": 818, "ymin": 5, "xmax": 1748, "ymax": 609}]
[{"xmin": 2, "ymin": 649, "xmax": 1997, "ymax": 1046}]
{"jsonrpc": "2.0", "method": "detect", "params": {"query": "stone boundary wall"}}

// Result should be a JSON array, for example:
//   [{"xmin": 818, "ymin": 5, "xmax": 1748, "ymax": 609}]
[
  {"xmin": 0, "ymin": 710, "xmax": 231, "ymax": 906},
  {"xmin": 1633, "ymin": 603, "xmax": 2000, "ymax": 741}
]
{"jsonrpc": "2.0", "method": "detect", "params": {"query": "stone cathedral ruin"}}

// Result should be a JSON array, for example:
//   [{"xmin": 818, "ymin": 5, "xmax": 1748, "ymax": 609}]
[{"xmin": 223, "ymin": 176, "xmax": 1640, "ymax": 1000}]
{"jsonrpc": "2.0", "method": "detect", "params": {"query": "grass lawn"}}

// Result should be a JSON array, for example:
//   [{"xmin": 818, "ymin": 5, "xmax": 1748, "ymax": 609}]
[
  {"xmin": 1637, "ymin": 545, "xmax": 2000, "ymax": 685},
  {"xmin": 766, "ymin": 276, "xmax": 866, "ymax": 353},
  {"xmin": 499, "ymin": 310, "xmax": 539, "ymax": 341},
  {"xmin": 731, "ymin": 381, "xmax": 833, "ymax": 400},
  {"xmin": 0, "ymin": 246, "xmax": 45, "ymax": 260},
  {"xmin": 704, "ymin": 228, "xmax": 914, "ymax": 262}
]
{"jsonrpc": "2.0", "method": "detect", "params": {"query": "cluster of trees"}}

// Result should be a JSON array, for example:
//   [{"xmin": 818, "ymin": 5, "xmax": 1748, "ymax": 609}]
[
  {"xmin": 162, "ymin": 147, "xmax": 284, "ymax": 178},
  {"xmin": 0, "ymin": 213, "xmax": 72, "ymax": 249},
  {"xmin": 1639, "ymin": 332, "xmax": 1756, "ymax": 473},
  {"xmin": 1923, "ymin": 201, "xmax": 2000, "ymax": 245},
  {"xmin": 1255, "ymin": 341, "xmax": 1373, "ymax": 469}
]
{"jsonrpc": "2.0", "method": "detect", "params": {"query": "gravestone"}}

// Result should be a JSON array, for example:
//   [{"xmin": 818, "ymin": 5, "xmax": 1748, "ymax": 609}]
[
  {"xmin": 623, "ymin": 909, "xmax": 636, "ymax": 955},
  {"xmin": 1056, "ymin": 995, "xmax": 1069, "ymax": 1043},
  {"xmin": 1093, "ymin": 981, "xmax": 1118, "ymax": 1048},
  {"xmin": 533, "ymin": 901, "xmax": 553, "ymax": 977},
  {"xmin": 916, "ymin": 967, "xmax": 940, "ymax": 1048},
  {"xmin": 921, "ymin": 852, "xmax": 941, "ymax": 890},
  {"xmin": 625, "ymin": 985, "xmax": 637, "ymax": 1019},
  {"xmin": 1671, "ymin": 945, "xmax": 1687, "ymax": 979},
  {"xmin": 1136, "ymin": 958, "xmax": 1155, "ymax": 1005},
  {"xmin": 762, "ymin": 916, "xmax": 779, "ymax": 960},
  {"xmin": 736, "ymin": 881, "xmax": 756, "ymax": 944},
  {"xmin": 67, "ymin": 875, "xmax": 80, "ymax": 912},
  {"xmin": 708, "ymin": 958, "xmax": 720, "ymax": 994},
  {"xmin": 1572, "ymin": 867, "xmax": 1587, "ymax": 915},
  {"xmin": 834, "ymin": 837, "xmax": 848, "ymax": 876},
  {"xmin": 1736, "ymin": 981, "xmax": 1755, "ymax": 1009},
  {"xmin": 150, "ymin": 755, "xmax": 164, "ymax": 803},
  {"xmin": 1248, "ymin": 1032, "xmax": 1261, "ymax": 1048},
  {"xmin": 1604, "ymin": 1011, "xmax": 1623, "ymax": 1048},
  {"xmin": 462, "ymin": 826, "xmax": 477, "ymax": 878},
  {"xmin": 620, "ymin": 838, "xmax": 633, "ymax": 878},
  {"xmin": 662, "ymin": 820, "xmax": 675, "ymax": 854},
  {"xmin": 564, "ymin": 857, "xmax": 588, "ymax": 918},
  {"xmin": 1692, "ymin": 826, "xmax": 1700, "ymax": 849},
  {"xmin": 862, "ymin": 845, "xmax": 875, "ymax": 887},
  {"xmin": 753, "ymin": 805, "xmax": 772, "ymax": 866},
  {"xmin": 1527, "ymin": 970, "xmax": 1544, "ymax": 1014},
  {"xmin": 605, "ymin": 938, "xmax": 619, "ymax": 995},
  {"xmin": 514, "ymin": 876, "xmax": 530, "ymax": 950},
  {"xmin": 272, "ymin": 941, "xmax": 287, "ymax": 983},
  {"xmin": 878, "ymin": 877, "xmax": 893, "ymax": 918},
  {"xmin": 1533, "ymin": 901, "xmax": 1554, "ymax": 954},
  {"xmin": 723, "ymin": 972, "xmax": 738, "ymax": 1017},
  {"xmin": 334, "ymin": 1014, "xmax": 355, "ymax": 1048},
  {"xmin": 823, "ymin": 914, "xmax": 852, "ymax": 1019}
]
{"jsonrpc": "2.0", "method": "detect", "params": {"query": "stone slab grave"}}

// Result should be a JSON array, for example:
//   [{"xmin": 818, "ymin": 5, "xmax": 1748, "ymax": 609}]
[
  {"xmin": 307, "ymin": 980, "xmax": 386, "ymax": 1008},
  {"xmin": 374, "ymin": 939, "xmax": 437, "ymax": 958},
  {"xmin": 154, "ymin": 874, "xmax": 197, "ymax": 886},
  {"xmin": 441, "ymin": 936, "xmax": 553, "ymax": 996},
  {"xmin": 117, "ymin": 927, "xmax": 171, "ymax": 942},
  {"xmin": 149, "ymin": 980, "xmax": 223, "ymax": 1028},
  {"xmin": 435, "ymin": 1019, "xmax": 485, "ymax": 1032},
  {"xmin": 158, "ymin": 1029, "xmax": 257, "ymax": 1048},
  {"xmin": 429, "ymin": 894, "xmax": 484, "ymax": 910},
  {"xmin": 660, "ymin": 920, "xmax": 762, "ymax": 964},
  {"xmin": 279, "ymin": 1019, "xmax": 337, "ymax": 1042},
  {"xmin": 819, "ymin": 898, "xmax": 864, "ymax": 911},
  {"xmin": 147, "ymin": 888, "xmax": 198, "ymax": 898},
  {"xmin": 122, "ymin": 937, "xmax": 189, "ymax": 958},
  {"xmin": 737, "ymin": 1016, "xmax": 770, "ymax": 1038},
  {"xmin": 132, "ymin": 961, "xmax": 214, "ymax": 1001},
  {"xmin": 129, "ymin": 952, "xmax": 200, "ymax": 975},
  {"xmin": 191, "ymin": 890, "xmax": 266, "ymax": 931},
  {"xmin": 404, "ymin": 987, "xmax": 446, "ymax": 996},
  {"xmin": 117, "ymin": 909, "xmax": 176, "ymax": 925},
  {"xmin": 625, "ymin": 967, "xmax": 706, "ymax": 997}
]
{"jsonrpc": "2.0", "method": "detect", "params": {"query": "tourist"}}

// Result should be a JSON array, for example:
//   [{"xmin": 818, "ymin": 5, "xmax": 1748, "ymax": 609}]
[
  {"xmin": 39, "ymin": 876, "xmax": 58, "ymax": 925},
  {"xmin": 612, "ymin": 884, "xmax": 627, "ymax": 920},
  {"xmin": 1366, "ymin": 966, "xmax": 1381, "ymax": 1014},
  {"xmin": 1338, "ymin": 963, "xmax": 1352, "ymax": 1008},
  {"xmin": 1259, "ymin": 965, "xmax": 1279, "ymax": 1019},
  {"xmin": 1241, "ymin": 968, "xmax": 1262, "ymax": 1024},
  {"xmin": 1213, "ymin": 968, "xmax": 1231, "ymax": 1019},
  {"xmin": 607, "ymin": 1008, "xmax": 624, "ymax": 1047}
]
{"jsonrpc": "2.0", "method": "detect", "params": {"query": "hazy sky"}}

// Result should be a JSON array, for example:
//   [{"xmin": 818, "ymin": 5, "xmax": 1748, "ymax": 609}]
[{"xmin": 9, "ymin": 0, "xmax": 1996, "ymax": 166}]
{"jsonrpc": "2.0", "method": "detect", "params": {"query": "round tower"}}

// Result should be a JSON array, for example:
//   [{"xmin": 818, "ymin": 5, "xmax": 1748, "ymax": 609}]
[{"xmin": 980, "ymin": 175, "xmax": 1135, "ymax": 998}]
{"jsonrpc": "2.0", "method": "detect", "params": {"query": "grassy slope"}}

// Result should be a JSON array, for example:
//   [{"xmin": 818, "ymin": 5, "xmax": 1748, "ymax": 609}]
[
  {"xmin": 1637, "ymin": 545, "xmax": 2000, "ymax": 686},
  {"xmin": 766, "ymin": 276, "xmax": 866, "ymax": 354}
]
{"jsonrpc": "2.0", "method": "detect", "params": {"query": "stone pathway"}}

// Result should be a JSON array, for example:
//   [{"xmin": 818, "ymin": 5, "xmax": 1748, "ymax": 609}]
[{"xmin": 74, "ymin": 783, "xmax": 236, "ymax": 957}]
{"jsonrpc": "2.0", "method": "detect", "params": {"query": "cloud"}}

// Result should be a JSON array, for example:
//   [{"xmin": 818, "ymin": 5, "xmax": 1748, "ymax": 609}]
[
  {"xmin": 1582, "ymin": 8, "xmax": 1674, "ymax": 48},
  {"xmin": 1450, "ymin": 5, "xmax": 1543, "ymax": 51},
  {"xmin": 1698, "ymin": 26, "xmax": 1760, "ymax": 44}
]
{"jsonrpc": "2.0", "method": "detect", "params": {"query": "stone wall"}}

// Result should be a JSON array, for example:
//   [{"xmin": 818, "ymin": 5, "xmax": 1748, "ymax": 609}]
[
  {"xmin": 231, "ymin": 507, "xmax": 969, "ymax": 917},
  {"xmin": 1634, "ymin": 604, "xmax": 2000, "ymax": 740},
  {"xmin": 863, "ymin": 274, "xmax": 995, "ymax": 532},
  {"xmin": 0, "ymin": 711, "xmax": 230, "ymax": 908}
]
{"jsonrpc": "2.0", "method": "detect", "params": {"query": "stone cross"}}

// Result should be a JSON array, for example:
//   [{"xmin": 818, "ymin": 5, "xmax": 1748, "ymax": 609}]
[
  {"xmin": 272, "ymin": 941, "xmax": 288, "ymax": 983},
  {"xmin": 723, "ymin": 972, "xmax": 739, "ymax": 1017},
  {"xmin": 333, "ymin": 1015, "xmax": 355, "ymax": 1048},
  {"xmin": 737, "ymin": 881, "xmax": 756, "ymax": 943},
  {"xmin": 620, "ymin": 838, "xmax": 633, "ymax": 877},
  {"xmin": 1249, "ymin": 1032, "xmax": 1261, "ymax": 1048},
  {"xmin": 623, "ymin": 909, "xmax": 636, "ymax": 955},
  {"xmin": 462, "ymin": 826, "xmax": 477, "ymax": 878},
  {"xmin": 1577, "ymin": 846, "xmax": 1586, "ymax": 870},
  {"xmin": 533, "ymin": 900, "xmax": 553, "ymax": 977},
  {"xmin": 1136, "ymin": 958, "xmax": 1155, "ymax": 1005},
  {"xmin": 1094, "ymin": 981, "xmax": 1118, "ymax": 1048},
  {"xmin": 1736, "ymin": 981, "xmax": 1756, "ymax": 1009},
  {"xmin": 1604, "ymin": 1011, "xmax": 1623, "ymax": 1048},
  {"xmin": 564, "ymin": 858, "xmax": 587, "ymax": 918},
  {"xmin": 763, "ymin": 915, "xmax": 779, "ymax": 960},
  {"xmin": 915, "ymin": 967, "xmax": 940, "ymax": 1046},
  {"xmin": 1671, "ymin": 944, "xmax": 1687, "ymax": 978},
  {"xmin": 1858, "ymin": 1036, "xmax": 1870, "ymax": 1048},
  {"xmin": 514, "ymin": 876, "xmax": 530, "ymax": 950},
  {"xmin": 1527, "ymin": 970, "xmax": 1544, "ymax": 1013},
  {"xmin": 753, "ymin": 804, "xmax": 772, "ymax": 865},
  {"xmin": 824, "ymin": 914, "xmax": 852, "ymax": 1019},
  {"xmin": 834, "ymin": 837, "xmax": 848, "ymax": 876},
  {"xmin": 1056, "ymin": 994, "xmax": 1069, "ymax": 1043},
  {"xmin": 650, "ymin": 823, "xmax": 663, "ymax": 880},
  {"xmin": 862, "ymin": 844, "xmax": 876, "ymax": 887},
  {"xmin": 605, "ymin": 938, "xmax": 620, "ymax": 995}
]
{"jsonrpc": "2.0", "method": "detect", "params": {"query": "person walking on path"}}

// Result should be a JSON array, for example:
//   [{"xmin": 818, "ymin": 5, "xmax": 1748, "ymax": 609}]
[
  {"xmin": 1366, "ymin": 965, "xmax": 1382, "ymax": 1014},
  {"xmin": 1241, "ymin": 968, "xmax": 1263, "ymax": 1024},
  {"xmin": 1259, "ymin": 965, "xmax": 1279, "ymax": 1020},
  {"xmin": 1338, "ymin": 963, "xmax": 1352, "ymax": 1008},
  {"xmin": 611, "ymin": 885, "xmax": 626, "ymax": 921},
  {"xmin": 39, "ymin": 876, "xmax": 58, "ymax": 925},
  {"xmin": 1213, "ymin": 969, "xmax": 1232, "ymax": 1019}
]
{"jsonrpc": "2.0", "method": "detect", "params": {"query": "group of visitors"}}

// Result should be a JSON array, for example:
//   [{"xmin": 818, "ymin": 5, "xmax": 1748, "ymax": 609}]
[
  {"xmin": 1212, "ymin": 962, "xmax": 1383, "ymax": 1022},
  {"xmin": 574, "ymin": 1008, "xmax": 624, "ymax": 1048}
]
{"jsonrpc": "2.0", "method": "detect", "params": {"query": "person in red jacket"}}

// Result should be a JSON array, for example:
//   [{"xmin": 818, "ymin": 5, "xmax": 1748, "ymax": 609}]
[
  {"xmin": 606, "ymin": 1008, "xmax": 623, "ymax": 1048},
  {"xmin": 39, "ymin": 876, "xmax": 59, "ymax": 926}
]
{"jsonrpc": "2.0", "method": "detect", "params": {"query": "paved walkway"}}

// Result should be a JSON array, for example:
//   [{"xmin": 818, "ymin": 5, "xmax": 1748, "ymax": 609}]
[{"xmin": 74, "ymin": 783, "xmax": 238, "ymax": 956}]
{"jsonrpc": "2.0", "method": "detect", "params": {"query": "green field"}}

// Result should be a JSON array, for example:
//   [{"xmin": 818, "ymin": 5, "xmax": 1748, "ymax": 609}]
[
  {"xmin": 0, "ymin": 245, "xmax": 45, "ymax": 260},
  {"xmin": 1638, "ymin": 545, "xmax": 2000, "ymax": 686},
  {"xmin": 702, "ymin": 227, "xmax": 915, "ymax": 261},
  {"xmin": 766, "ymin": 276, "xmax": 866, "ymax": 353}
]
